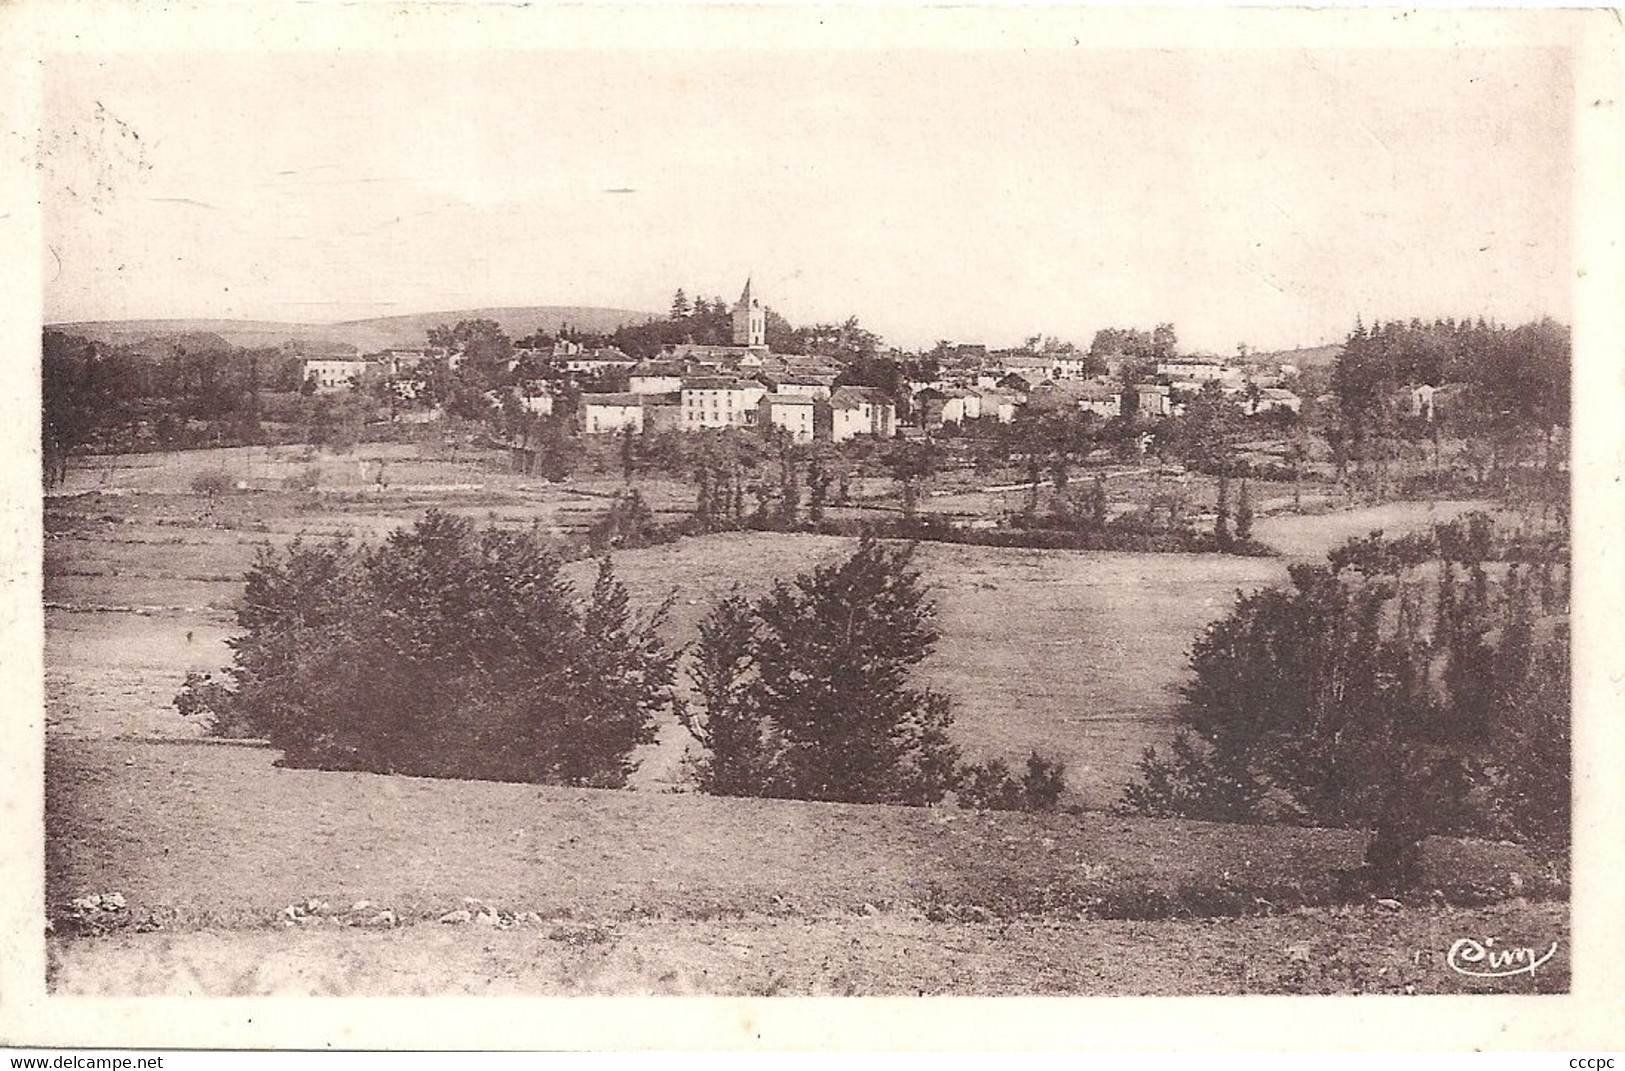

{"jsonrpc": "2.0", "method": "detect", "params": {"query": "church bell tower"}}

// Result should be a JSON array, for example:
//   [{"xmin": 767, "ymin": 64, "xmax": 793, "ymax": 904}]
[{"xmin": 731, "ymin": 276, "xmax": 766, "ymax": 348}]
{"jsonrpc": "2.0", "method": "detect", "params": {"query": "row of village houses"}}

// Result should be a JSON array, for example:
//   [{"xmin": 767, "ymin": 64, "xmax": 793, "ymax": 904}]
[{"xmin": 301, "ymin": 342, "xmax": 1304, "ymax": 445}]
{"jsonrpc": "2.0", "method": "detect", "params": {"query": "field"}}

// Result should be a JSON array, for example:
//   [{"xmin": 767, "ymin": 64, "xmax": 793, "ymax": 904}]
[
  {"xmin": 46, "ymin": 737, "xmax": 1562, "ymax": 995},
  {"xmin": 44, "ymin": 444, "xmax": 1493, "ymax": 801},
  {"xmin": 43, "ymin": 443, "xmax": 1539, "ymax": 995}
]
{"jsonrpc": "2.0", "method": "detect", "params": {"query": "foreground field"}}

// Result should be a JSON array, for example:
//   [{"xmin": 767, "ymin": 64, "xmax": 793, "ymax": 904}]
[
  {"xmin": 46, "ymin": 737, "xmax": 1563, "ymax": 995},
  {"xmin": 49, "ymin": 900, "xmax": 1567, "ymax": 996},
  {"xmin": 48, "ymin": 737, "xmax": 1545, "ymax": 925}
]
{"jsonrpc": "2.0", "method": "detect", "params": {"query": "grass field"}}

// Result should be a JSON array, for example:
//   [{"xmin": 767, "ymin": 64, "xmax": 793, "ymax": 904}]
[
  {"xmin": 44, "ymin": 446, "xmax": 1538, "ymax": 996},
  {"xmin": 51, "ymin": 736, "xmax": 1538, "ymax": 927},
  {"xmin": 44, "ymin": 462, "xmax": 1488, "ymax": 802},
  {"xmin": 45, "ymin": 737, "xmax": 1562, "ymax": 995}
]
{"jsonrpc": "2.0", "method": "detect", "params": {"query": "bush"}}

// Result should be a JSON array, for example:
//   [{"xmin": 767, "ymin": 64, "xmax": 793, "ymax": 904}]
[
  {"xmin": 957, "ymin": 752, "xmax": 1069, "ymax": 812},
  {"xmin": 174, "ymin": 511, "xmax": 677, "ymax": 787},
  {"xmin": 680, "ymin": 537, "xmax": 960, "ymax": 805},
  {"xmin": 1119, "ymin": 516, "xmax": 1571, "ymax": 888},
  {"xmin": 1117, "ymin": 733, "xmax": 1265, "ymax": 823},
  {"xmin": 586, "ymin": 489, "xmax": 680, "ymax": 552},
  {"xmin": 190, "ymin": 468, "xmax": 236, "ymax": 496}
]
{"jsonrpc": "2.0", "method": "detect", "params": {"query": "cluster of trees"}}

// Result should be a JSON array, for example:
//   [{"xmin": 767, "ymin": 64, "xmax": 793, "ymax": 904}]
[
  {"xmin": 1331, "ymin": 317, "xmax": 1569, "ymax": 497},
  {"xmin": 177, "ymin": 522, "xmax": 1065, "ymax": 811},
  {"xmin": 1123, "ymin": 513, "xmax": 1571, "ymax": 885},
  {"xmin": 1089, "ymin": 324, "xmax": 1179, "ymax": 362},
  {"xmin": 175, "ymin": 512, "xmax": 677, "ymax": 786},
  {"xmin": 42, "ymin": 330, "xmax": 316, "ymax": 483}
]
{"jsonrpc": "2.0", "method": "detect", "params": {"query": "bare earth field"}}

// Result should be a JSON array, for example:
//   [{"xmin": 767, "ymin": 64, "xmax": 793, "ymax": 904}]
[{"xmin": 44, "ymin": 445, "xmax": 1535, "ymax": 995}]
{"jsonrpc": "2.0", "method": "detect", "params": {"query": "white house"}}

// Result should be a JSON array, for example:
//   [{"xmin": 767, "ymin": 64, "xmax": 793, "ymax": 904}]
[
  {"xmin": 580, "ymin": 393, "xmax": 646, "ymax": 434},
  {"xmin": 1157, "ymin": 357, "xmax": 1227, "ymax": 383},
  {"xmin": 563, "ymin": 347, "xmax": 637, "ymax": 375},
  {"xmin": 767, "ymin": 374, "xmax": 836, "ymax": 400},
  {"xmin": 628, "ymin": 360, "xmax": 686, "ymax": 395},
  {"xmin": 517, "ymin": 383, "xmax": 554, "ymax": 416},
  {"xmin": 998, "ymin": 354, "xmax": 1055, "ymax": 382},
  {"xmin": 1076, "ymin": 380, "xmax": 1122, "ymax": 419},
  {"xmin": 953, "ymin": 387, "xmax": 982, "ymax": 421},
  {"xmin": 1249, "ymin": 388, "xmax": 1302, "ymax": 415},
  {"xmin": 681, "ymin": 376, "xmax": 766, "ymax": 431},
  {"xmin": 972, "ymin": 387, "xmax": 1019, "ymax": 423},
  {"xmin": 1050, "ymin": 355, "xmax": 1095, "ymax": 380},
  {"xmin": 301, "ymin": 358, "xmax": 371, "ymax": 392},
  {"xmin": 1134, "ymin": 383, "xmax": 1172, "ymax": 418},
  {"xmin": 760, "ymin": 393, "xmax": 818, "ymax": 443},
  {"xmin": 830, "ymin": 386, "xmax": 896, "ymax": 442},
  {"xmin": 1409, "ymin": 383, "xmax": 1437, "ymax": 421}
]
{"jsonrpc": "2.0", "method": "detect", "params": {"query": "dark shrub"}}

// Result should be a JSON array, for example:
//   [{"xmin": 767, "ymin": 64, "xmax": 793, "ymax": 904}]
[
  {"xmin": 175, "ymin": 511, "xmax": 677, "ymax": 787},
  {"xmin": 680, "ymin": 537, "xmax": 960, "ymax": 806},
  {"xmin": 1119, "ymin": 516, "xmax": 1570, "ymax": 889},
  {"xmin": 957, "ymin": 751, "xmax": 1069, "ymax": 812}
]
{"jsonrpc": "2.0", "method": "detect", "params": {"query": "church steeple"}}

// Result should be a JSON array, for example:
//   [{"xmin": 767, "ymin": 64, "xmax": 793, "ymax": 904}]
[{"xmin": 731, "ymin": 275, "xmax": 766, "ymax": 348}]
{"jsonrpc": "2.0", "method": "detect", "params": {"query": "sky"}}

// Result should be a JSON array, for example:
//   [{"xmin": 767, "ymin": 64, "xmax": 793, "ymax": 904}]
[{"xmin": 41, "ymin": 46, "xmax": 1573, "ymax": 353}]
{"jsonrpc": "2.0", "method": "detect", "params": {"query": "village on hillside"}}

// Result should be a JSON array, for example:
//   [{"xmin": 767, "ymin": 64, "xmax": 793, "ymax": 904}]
[{"xmin": 294, "ymin": 277, "xmax": 1314, "ymax": 447}]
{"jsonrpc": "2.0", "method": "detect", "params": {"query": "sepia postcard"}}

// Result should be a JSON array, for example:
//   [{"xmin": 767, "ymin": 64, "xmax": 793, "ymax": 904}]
[{"xmin": 1, "ymin": 0, "xmax": 1622, "ymax": 1053}]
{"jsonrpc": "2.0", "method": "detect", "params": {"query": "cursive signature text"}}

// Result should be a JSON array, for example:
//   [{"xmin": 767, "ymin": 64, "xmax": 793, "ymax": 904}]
[{"xmin": 1447, "ymin": 936, "xmax": 1559, "ymax": 978}]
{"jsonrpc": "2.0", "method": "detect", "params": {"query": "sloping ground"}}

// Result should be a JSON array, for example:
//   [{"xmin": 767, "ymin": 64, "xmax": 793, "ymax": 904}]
[
  {"xmin": 43, "ymin": 489, "xmax": 1498, "ymax": 803},
  {"xmin": 47, "ymin": 900, "xmax": 1568, "ymax": 996},
  {"xmin": 48, "ymin": 738, "xmax": 1541, "ymax": 932}
]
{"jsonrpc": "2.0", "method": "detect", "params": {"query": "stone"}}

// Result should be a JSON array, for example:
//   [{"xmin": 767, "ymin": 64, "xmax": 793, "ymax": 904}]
[{"xmin": 439, "ymin": 909, "xmax": 473, "ymax": 924}]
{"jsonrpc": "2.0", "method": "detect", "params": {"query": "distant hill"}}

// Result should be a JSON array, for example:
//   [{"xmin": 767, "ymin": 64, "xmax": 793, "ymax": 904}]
[{"xmin": 49, "ymin": 306, "xmax": 659, "ymax": 354}]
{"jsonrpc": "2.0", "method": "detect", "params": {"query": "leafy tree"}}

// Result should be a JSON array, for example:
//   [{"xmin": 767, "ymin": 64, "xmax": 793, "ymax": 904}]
[
  {"xmin": 587, "ymin": 489, "xmax": 662, "ymax": 552},
  {"xmin": 1214, "ymin": 473, "xmax": 1233, "ymax": 550},
  {"xmin": 679, "ymin": 594, "xmax": 773, "ymax": 796},
  {"xmin": 670, "ymin": 289, "xmax": 691, "ymax": 320},
  {"xmin": 1151, "ymin": 323, "xmax": 1179, "ymax": 359},
  {"xmin": 428, "ymin": 319, "xmax": 514, "ymax": 393},
  {"xmin": 1086, "ymin": 474, "xmax": 1109, "ymax": 530},
  {"xmin": 1235, "ymin": 479, "xmax": 1255, "ymax": 543},
  {"xmin": 806, "ymin": 449, "xmax": 835, "ymax": 524},
  {"xmin": 175, "ymin": 512, "xmax": 676, "ymax": 787},
  {"xmin": 1121, "ymin": 515, "xmax": 1569, "ymax": 889},
  {"xmin": 884, "ymin": 440, "xmax": 936, "ymax": 520},
  {"xmin": 680, "ymin": 537, "xmax": 960, "ymax": 805},
  {"xmin": 620, "ymin": 425, "xmax": 637, "ymax": 479},
  {"xmin": 43, "ymin": 332, "xmax": 101, "ymax": 487}
]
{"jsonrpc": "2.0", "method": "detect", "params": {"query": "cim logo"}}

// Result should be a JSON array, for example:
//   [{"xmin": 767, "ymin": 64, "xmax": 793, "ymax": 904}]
[{"xmin": 1446, "ymin": 936, "xmax": 1560, "ymax": 978}]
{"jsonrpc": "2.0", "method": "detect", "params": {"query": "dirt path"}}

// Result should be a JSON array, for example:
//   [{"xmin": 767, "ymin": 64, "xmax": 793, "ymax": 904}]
[{"xmin": 47, "ymin": 900, "xmax": 1568, "ymax": 996}]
